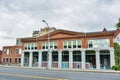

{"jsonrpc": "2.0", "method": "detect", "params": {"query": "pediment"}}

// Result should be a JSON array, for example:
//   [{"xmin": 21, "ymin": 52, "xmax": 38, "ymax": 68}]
[
  {"xmin": 40, "ymin": 29, "xmax": 83, "ymax": 39},
  {"xmin": 50, "ymin": 33, "xmax": 76, "ymax": 38}
]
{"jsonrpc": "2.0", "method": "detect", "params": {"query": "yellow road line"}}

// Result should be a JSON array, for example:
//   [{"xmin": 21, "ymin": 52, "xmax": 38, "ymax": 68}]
[{"xmin": 0, "ymin": 72, "xmax": 68, "ymax": 80}]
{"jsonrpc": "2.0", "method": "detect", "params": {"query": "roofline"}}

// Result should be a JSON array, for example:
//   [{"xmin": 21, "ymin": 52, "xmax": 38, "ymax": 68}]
[
  {"xmin": 86, "ymin": 30, "xmax": 115, "ymax": 34},
  {"xmin": 21, "ymin": 29, "xmax": 116, "ymax": 41}
]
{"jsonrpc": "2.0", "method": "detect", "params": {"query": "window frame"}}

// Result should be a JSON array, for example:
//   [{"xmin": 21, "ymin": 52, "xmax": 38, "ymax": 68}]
[
  {"xmin": 88, "ymin": 39, "xmax": 110, "ymax": 48},
  {"xmin": 9, "ymin": 48, "xmax": 12, "ymax": 54},
  {"xmin": 63, "ymin": 40, "xmax": 82, "ymax": 49},
  {"xmin": 16, "ymin": 48, "xmax": 19, "ymax": 54},
  {"xmin": 4, "ymin": 49, "xmax": 7, "ymax": 54}
]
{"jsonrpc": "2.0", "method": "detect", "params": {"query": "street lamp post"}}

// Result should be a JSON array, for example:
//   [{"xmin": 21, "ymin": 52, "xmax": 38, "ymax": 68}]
[
  {"xmin": 42, "ymin": 20, "xmax": 50, "ymax": 69},
  {"xmin": 33, "ymin": 30, "xmax": 39, "ymax": 67}
]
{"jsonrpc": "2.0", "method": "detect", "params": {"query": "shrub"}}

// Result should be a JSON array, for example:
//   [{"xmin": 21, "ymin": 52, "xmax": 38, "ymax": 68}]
[{"xmin": 112, "ymin": 65, "xmax": 120, "ymax": 70}]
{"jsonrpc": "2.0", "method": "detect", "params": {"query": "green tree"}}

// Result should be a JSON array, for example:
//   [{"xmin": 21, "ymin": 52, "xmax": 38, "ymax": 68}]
[
  {"xmin": 114, "ymin": 43, "xmax": 120, "ymax": 65},
  {"xmin": 116, "ymin": 18, "xmax": 120, "ymax": 28}
]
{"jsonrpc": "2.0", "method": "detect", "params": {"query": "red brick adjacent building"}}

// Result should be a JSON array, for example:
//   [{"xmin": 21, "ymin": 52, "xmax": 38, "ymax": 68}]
[{"xmin": 2, "ymin": 46, "xmax": 22, "ymax": 65}]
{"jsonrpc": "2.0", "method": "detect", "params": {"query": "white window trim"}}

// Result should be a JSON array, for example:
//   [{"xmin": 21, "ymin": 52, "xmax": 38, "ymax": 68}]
[
  {"xmin": 88, "ymin": 39, "xmax": 110, "ymax": 48},
  {"xmin": 63, "ymin": 40, "xmax": 82, "ymax": 49}
]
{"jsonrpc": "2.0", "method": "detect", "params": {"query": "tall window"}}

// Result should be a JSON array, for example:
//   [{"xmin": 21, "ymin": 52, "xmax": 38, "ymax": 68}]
[
  {"xmin": 42, "ymin": 43, "xmax": 45, "ymax": 49},
  {"xmin": 62, "ymin": 51, "xmax": 69, "ymax": 61},
  {"xmin": 9, "ymin": 58, "xmax": 12, "ymax": 63},
  {"xmin": 6, "ymin": 58, "xmax": 8, "ymax": 63},
  {"xmin": 63, "ymin": 40, "xmax": 82, "ymax": 49},
  {"xmin": 18, "ymin": 58, "xmax": 21, "ymax": 63},
  {"xmin": 15, "ymin": 58, "xmax": 17, "ymax": 63},
  {"xmin": 46, "ymin": 43, "xmax": 48, "ymax": 49},
  {"xmin": 4, "ymin": 49, "xmax": 7, "ymax": 54},
  {"xmin": 35, "ymin": 44, "xmax": 37, "ymax": 49},
  {"xmin": 31, "ymin": 44, "xmax": 34, "ymax": 50},
  {"xmin": 64, "ymin": 41, "xmax": 67, "ymax": 48},
  {"xmin": 88, "ymin": 40, "xmax": 93, "ymax": 48},
  {"xmin": 24, "ymin": 44, "xmax": 27, "ymax": 50},
  {"xmin": 73, "ymin": 41, "xmax": 76, "ymax": 48},
  {"xmin": 42, "ymin": 52, "xmax": 47, "ymax": 61},
  {"xmin": 77, "ymin": 41, "xmax": 81, "ymax": 48},
  {"xmin": 24, "ymin": 43, "xmax": 37, "ymax": 50},
  {"xmin": 54, "ymin": 42, "xmax": 57, "ymax": 49},
  {"xmin": 52, "ymin": 51, "xmax": 58, "ymax": 61},
  {"xmin": 73, "ymin": 51, "xmax": 81, "ymax": 61},
  {"xmin": 3, "ymin": 58, "xmax": 5, "ymax": 62},
  {"xmin": 16, "ymin": 48, "xmax": 19, "ymax": 54},
  {"xmin": 9, "ymin": 48, "xmax": 12, "ymax": 54},
  {"xmin": 50, "ymin": 42, "xmax": 53, "ymax": 49},
  {"xmin": 42, "ymin": 42, "xmax": 57, "ymax": 49},
  {"xmin": 68, "ymin": 41, "xmax": 71, "ymax": 48},
  {"xmin": 28, "ymin": 44, "xmax": 30, "ymax": 50}
]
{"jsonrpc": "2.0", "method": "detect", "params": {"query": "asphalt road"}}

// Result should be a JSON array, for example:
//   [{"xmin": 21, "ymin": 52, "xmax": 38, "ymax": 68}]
[{"xmin": 0, "ymin": 67, "xmax": 120, "ymax": 80}]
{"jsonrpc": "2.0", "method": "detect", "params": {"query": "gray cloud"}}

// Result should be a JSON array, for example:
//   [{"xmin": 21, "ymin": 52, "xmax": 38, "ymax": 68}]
[{"xmin": 0, "ymin": 0, "xmax": 120, "ymax": 49}]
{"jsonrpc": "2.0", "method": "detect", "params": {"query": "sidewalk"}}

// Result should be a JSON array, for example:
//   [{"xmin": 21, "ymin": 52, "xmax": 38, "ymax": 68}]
[{"xmin": 0, "ymin": 64, "xmax": 120, "ymax": 74}]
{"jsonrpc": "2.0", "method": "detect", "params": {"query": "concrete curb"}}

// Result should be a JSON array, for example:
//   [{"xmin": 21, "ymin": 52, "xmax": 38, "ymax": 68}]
[{"xmin": 0, "ymin": 65, "xmax": 120, "ymax": 74}]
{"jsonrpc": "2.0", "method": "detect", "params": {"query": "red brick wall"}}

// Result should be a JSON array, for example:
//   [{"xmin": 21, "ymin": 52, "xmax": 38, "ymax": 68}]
[
  {"xmin": 0, "ymin": 51, "xmax": 2, "ymax": 63},
  {"xmin": 21, "ymin": 30, "xmax": 115, "ymax": 50},
  {"xmin": 2, "ymin": 46, "xmax": 21, "ymax": 64}
]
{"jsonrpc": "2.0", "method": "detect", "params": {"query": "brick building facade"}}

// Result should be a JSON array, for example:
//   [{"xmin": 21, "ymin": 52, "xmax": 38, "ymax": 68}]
[
  {"xmin": 20, "ymin": 28, "xmax": 119, "ymax": 69},
  {"xmin": 2, "ymin": 46, "xmax": 22, "ymax": 65}
]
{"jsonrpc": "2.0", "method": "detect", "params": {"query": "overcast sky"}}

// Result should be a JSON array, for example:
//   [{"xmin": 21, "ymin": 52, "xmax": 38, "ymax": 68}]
[{"xmin": 0, "ymin": 0, "xmax": 120, "ymax": 50}]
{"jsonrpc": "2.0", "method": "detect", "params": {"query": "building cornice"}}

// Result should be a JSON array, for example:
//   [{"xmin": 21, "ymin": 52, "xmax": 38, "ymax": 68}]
[{"xmin": 21, "ymin": 29, "xmax": 115, "ymax": 42}]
